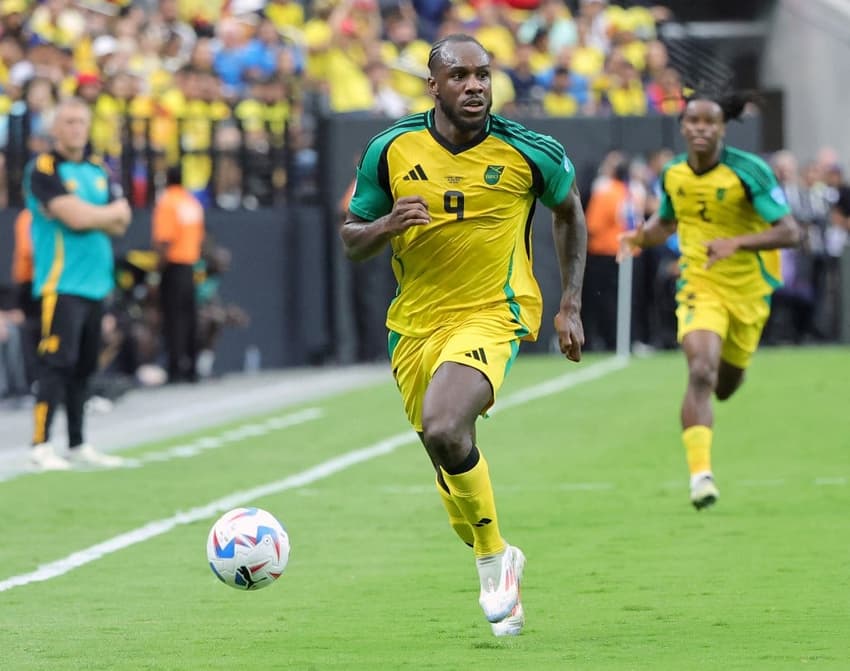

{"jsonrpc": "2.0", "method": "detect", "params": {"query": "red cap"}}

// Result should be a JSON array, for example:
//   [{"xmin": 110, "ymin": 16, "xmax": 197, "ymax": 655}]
[{"xmin": 77, "ymin": 72, "xmax": 101, "ymax": 87}]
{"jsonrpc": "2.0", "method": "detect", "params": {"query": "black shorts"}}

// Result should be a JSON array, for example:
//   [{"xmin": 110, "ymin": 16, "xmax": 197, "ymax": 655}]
[{"xmin": 39, "ymin": 293, "xmax": 103, "ymax": 376}]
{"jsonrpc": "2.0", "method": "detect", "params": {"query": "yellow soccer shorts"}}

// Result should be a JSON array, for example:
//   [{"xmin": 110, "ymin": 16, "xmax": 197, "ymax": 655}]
[
  {"xmin": 675, "ymin": 282, "xmax": 771, "ymax": 369},
  {"xmin": 387, "ymin": 308, "xmax": 524, "ymax": 431}
]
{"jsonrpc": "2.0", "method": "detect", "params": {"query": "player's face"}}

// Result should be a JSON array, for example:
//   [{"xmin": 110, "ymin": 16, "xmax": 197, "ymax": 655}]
[
  {"xmin": 429, "ymin": 42, "xmax": 492, "ymax": 134},
  {"xmin": 52, "ymin": 104, "xmax": 91, "ymax": 154},
  {"xmin": 681, "ymin": 99, "xmax": 724, "ymax": 155}
]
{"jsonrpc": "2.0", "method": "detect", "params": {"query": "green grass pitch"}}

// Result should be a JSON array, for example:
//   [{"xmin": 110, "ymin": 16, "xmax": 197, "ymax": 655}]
[{"xmin": 0, "ymin": 347, "xmax": 847, "ymax": 670}]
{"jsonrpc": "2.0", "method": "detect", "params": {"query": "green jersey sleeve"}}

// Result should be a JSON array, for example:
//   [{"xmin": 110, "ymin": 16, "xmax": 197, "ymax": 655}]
[
  {"xmin": 489, "ymin": 117, "xmax": 574, "ymax": 208},
  {"xmin": 539, "ymin": 152, "xmax": 575, "ymax": 209},
  {"xmin": 348, "ymin": 140, "xmax": 393, "ymax": 222},
  {"xmin": 525, "ymin": 132, "xmax": 574, "ymax": 208},
  {"xmin": 727, "ymin": 149, "xmax": 791, "ymax": 223}
]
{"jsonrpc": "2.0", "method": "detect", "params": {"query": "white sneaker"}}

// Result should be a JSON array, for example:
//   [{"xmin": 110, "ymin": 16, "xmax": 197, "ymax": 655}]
[
  {"xmin": 67, "ymin": 443, "xmax": 125, "ymax": 468},
  {"xmin": 30, "ymin": 443, "xmax": 71, "ymax": 471},
  {"xmin": 478, "ymin": 545, "xmax": 526, "ymax": 623},
  {"xmin": 491, "ymin": 600, "xmax": 525, "ymax": 636},
  {"xmin": 690, "ymin": 473, "xmax": 719, "ymax": 510}
]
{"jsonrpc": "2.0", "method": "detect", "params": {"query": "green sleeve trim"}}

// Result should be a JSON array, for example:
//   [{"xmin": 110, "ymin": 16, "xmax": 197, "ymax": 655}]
[
  {"xmin": 349, "ymin": 115, "xmax": 428, "ymax": 221},
  {"xmin": 723, "ymin": 147, "xmax": 791, "ymax": 222},
  {"xmin": 756, "ymin": 252, "xmax": 783, "ymax": 290},
  {"xmin": 657, "ymin": 156, "xmax": 685, "ymax": 220},
  {"xmin": 502, "ymin": 252, "xmax": 531, "ymax": 339},
  {"xmin": 489, "ymin": 115, "xmax": 574, "ymax": 208},
  {"xmin": 387, "ymin": 330, "xmax": 402, "ymax": 361}
]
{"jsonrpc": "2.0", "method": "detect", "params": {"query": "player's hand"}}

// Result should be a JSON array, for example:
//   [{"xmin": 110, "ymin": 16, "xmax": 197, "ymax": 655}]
[
  {"xmin": 554, "ymin": 308, "xmax": 584, "ymax": 362},
  {"xmin": 386, "ymin": 196, "xmax": 430, "ymax": 236},
  {"xmin": 616, "ymin": 226, "xmax": 643, "ymax": 263},
  {"xmin": 704, "ymin": 237, "xmax": 739, "ymax": 269}
]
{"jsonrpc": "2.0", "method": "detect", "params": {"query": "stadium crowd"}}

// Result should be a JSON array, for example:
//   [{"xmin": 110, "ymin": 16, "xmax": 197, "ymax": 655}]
[{"xmin": 0, "ymin": 0, "xmax": 681, "ymax": 209}]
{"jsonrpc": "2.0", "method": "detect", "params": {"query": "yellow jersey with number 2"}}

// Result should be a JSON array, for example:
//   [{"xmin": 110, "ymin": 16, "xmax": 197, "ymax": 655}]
[{"xmin": 659, "ymin": 145, "xmax": 791, "ymax": 301}]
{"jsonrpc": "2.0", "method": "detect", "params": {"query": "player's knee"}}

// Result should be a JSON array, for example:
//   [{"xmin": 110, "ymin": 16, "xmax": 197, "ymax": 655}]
[
  {"xmin": 421, "ymin": 414, "xmax": 471, "ymax": 465},
  {"xmin": 687, "ymin": 358, "xmax": 718, "ymax": 392}
]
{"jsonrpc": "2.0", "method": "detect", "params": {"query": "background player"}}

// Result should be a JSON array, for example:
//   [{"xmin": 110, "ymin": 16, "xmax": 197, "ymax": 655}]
[
  {"xmin": 618, "ymin": 89, "xmax": 800, "ymax": 509},
  {"xmin": 340, "ymin": 34, "xmax": 587, "ymax": 635}
]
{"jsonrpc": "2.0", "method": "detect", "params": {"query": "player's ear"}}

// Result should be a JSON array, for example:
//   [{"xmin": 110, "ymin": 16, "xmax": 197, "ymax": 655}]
[{"xmin": 427, "ymin": 76, "xmax": 438, "ymax": 98}]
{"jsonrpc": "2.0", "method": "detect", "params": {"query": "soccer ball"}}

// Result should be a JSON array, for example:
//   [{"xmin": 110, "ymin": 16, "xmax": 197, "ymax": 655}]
[{"xmin": 207, "ymin": 507, "xmax": 290, "ymax": 590}]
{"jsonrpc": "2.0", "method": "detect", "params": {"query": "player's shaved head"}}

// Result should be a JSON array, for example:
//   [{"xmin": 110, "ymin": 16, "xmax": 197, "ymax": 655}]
[{"xmin": 427, "ymin": 34, "xmax": 489, "ymax": 74}]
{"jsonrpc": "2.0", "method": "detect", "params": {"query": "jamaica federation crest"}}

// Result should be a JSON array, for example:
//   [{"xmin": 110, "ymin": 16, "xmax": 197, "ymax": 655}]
[{"xmin": 484, "ymin": 165, "xmax": 505, "ymax": 185}]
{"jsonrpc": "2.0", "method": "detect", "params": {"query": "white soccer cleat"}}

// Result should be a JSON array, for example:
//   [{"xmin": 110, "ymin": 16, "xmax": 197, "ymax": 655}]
[
  {"xmin": 690, "ymin": 473, "xmax": 719, "ymax": 511},
  {"xmin": 30, "ymin": 443, "xmax": 72, "ymax": 471},
  {"xmin": 478, "ymin": 545, "xmax": 526, "ymax": 623},
  {"xmin": 67, "ymin": 443, "xmax": 125, "ymax": 468},
  {"xmin": 491, "ymin": 599, "xmax": 525, "ymax": 637}
]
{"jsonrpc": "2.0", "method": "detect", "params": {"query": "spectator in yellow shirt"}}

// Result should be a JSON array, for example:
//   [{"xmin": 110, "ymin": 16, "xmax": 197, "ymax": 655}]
[
  {"xmin": 543, "ymin": 67, "xmax": 580, "ymax": 117},
  {"xmin": 265, "ymin": 0, "xmax": 305, "ymax": 31},
  {"xmin": 605, "ymin": 58, "xmax": 647, "ymax": 116},
  {"xmin": 570, "ymin": 16, "xmax": 605, "ymax": 78}
]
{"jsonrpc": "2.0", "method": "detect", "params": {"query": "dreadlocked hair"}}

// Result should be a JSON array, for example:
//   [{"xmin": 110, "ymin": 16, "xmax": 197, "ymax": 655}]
[
  {"xmin": 427, "ymin": 34, "xmax": 486, "ymax": 74},
  {"xmin": 682, "ymin": 84, "xmax": 762, "ymax": 122}
]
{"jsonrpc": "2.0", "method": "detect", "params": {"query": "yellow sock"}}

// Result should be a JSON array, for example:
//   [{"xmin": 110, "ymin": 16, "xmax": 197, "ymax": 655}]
[
  {"xmin": 683, "ymin": 425, "xmax": 713, "ymax": 475},
  {"xmin": 441, "ymin": 450, "xmax": 505, "ymax": 558},
  {"xmin": 435, "ymin": 477, "xmax": 474, "ymax": 548}
]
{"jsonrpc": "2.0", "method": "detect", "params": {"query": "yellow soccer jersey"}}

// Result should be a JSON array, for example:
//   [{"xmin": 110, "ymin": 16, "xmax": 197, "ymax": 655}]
[
  {"xmin": 659, "ymin": 146, "xmax": 791, "ymax": 299},
  {"xmin": 349, "ymin": 111, "xmax": 575, "ymax": 341}
]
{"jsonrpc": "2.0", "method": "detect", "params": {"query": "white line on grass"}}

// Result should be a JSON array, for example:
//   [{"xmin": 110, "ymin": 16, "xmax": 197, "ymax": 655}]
[
  {"xmin": 126, "ymin": 408, "xmax": 323, "ymax": 467},
  {"xmin": 814, "ymin": 477, "xmax": 847, "ymax": 486},
  {"xmin": 738, "ymin": 479, "xmax": 786, "ymax": 487},
  {"xmin": 0, "ymin": 357, "xmax": 627, "ymax": 593}
]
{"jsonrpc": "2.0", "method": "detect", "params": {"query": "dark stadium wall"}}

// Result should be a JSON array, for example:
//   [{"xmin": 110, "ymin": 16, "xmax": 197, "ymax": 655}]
[
  {"xmin": 110, "ymin": 207, "xmax": 334, "ymax": 374},
  {"xmin": 0, "ymin": 207, "xmax": 327, "ymax": 376}
]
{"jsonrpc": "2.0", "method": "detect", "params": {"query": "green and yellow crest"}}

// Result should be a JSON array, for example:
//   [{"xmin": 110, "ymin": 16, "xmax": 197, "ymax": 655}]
[
  {"xmin": 716, "ymin": 188, "xmax": 726, "ymax": 201},
  {"xmin": 484, "ymin": 165, "xmax": 505, "ymax": 185}
]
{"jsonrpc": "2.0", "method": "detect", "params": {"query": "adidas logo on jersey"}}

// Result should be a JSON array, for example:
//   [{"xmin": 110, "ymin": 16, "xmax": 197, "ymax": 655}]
[
  {"xmin": 464, "ymin": 348, "xmax": 488, "ymax": 364},
  {"xmin": 403, "ymin": 164, "xmax": 428, "ymax": 181}
]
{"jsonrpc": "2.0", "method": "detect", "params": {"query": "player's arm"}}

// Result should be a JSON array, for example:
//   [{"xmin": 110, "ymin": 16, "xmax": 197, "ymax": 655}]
[
  {"xmin": 551, "ymin": 180, "xmax": 587, "ymax": 362},
  {"xmin": 340, "ymin": 136, "xmax": 430, "ymax": 261},
  {"xmin": 341, "ymin": 196, "xmax": 430, "ymax": 261},
  {"xmin": 29, "ymin": 160, "xmax": 131, "ymax": 236},
  {"xmin": 29, "ymin": 154, "xmax": 130, "ymax": 235},
  {"xmin": 704, "ymin": 213, "xmax": 800, "ymax": 269},
  {"xmin": 618, "ymin": 161, "xmax": 677, "ymax": 262},
  {"xmin": 617, "ymin": 211, "xmax": 678, "ymax": 262},
  {"xmin": 704, "ymin": 161, "xmax": 801, "ymax": 268},
  {"xmin": 47, "ymin": 195, "xmax": 131, "ymax": 237}
]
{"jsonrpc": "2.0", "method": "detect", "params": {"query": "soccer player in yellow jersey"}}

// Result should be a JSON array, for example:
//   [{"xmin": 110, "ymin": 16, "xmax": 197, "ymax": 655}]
[
  {"xmin": 618, "ymin": 90, "xmax": 800, "ymax": 510},
  {"xmin": 341, "ymin": 34, "xmax": 587, "ymax": 637}
]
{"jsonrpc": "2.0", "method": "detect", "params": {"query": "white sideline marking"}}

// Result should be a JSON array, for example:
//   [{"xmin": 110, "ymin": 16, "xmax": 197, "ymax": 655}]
[
  {"xmin": 558, "ymin": 482, "xmax": 615, "ymax": 491},
  {"xmin": 0, "ymin": 358, "xmax": 626, "ymax": 593},
  {"xmin": 125, "ymin": 408, "xmax": 323, "ymax": 467},
  {"xmin": 738, "ymin": 479, "xmax": 786, "ymax": 487},
  {"xmin": 814, "ymin": 477, "xmax": 846, "ymax": 486}
]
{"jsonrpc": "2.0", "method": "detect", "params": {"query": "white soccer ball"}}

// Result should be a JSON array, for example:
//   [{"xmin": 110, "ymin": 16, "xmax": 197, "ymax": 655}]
[{"xmin": 207, "ymin": 507, "xmax": 290, "ymax": 590}]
